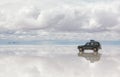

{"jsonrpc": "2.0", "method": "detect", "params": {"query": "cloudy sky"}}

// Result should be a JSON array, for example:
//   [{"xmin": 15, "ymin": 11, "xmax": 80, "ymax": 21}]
[{"xmin": 0, "ymin": 0, "xmax": 120, "ymax": 44}]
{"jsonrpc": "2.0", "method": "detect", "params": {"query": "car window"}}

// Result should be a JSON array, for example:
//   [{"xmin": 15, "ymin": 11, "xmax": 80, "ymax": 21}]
[
  {"xmin": 95, "ymin": 43, "xmax": 98, "ymax": 45},
  {"xmin": 91, "ymin": 42, "xmax": 94, "ymax": 45}
]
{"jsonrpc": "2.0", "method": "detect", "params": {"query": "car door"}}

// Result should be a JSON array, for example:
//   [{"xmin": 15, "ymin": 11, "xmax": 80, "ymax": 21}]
[{"xmin": 85, "ymin": 42, "xmax": 91, "ymax": 49}]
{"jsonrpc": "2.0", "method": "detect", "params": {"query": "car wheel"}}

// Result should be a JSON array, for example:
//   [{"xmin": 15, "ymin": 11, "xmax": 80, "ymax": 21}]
[
  {"xmin": 79, "ymin": 48, "xmax": 84, "ymax": 54},
  {"xmin": 79, "ymin": 48, "xmax": 83, "ymax": 51}
]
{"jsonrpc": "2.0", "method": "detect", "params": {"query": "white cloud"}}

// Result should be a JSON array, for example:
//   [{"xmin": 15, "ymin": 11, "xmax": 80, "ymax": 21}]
[{"xmin": 0, "ymin": 0, "xmax": 120, "ymax": 41}]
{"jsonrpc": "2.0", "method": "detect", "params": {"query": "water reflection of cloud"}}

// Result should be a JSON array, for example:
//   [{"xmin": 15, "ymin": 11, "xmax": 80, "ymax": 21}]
[
  {"xmin": 0, "ymin": 45, "xmax": 120, "ymax": 77},
  {"xmin": 88, "ymin": 53, "xmax": 120, "ymax": 77}
]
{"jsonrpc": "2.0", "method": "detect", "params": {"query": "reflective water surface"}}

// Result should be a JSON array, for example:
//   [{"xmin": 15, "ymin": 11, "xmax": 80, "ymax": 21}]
[{"xmin": 78, "ymin": 52, "xmax": 102, "ymax": 63}]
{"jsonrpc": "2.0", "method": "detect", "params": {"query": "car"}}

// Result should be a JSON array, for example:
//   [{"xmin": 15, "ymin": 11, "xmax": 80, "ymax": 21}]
[{"xmin": 77, "ymin": 40, "xmax": 101, "ymax": 55}]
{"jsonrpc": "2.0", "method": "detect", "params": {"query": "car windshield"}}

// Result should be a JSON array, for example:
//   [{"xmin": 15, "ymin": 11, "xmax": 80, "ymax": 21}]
[{"xmin": 85, "ymin": 42, "xmax": 90, "ymax": 46}]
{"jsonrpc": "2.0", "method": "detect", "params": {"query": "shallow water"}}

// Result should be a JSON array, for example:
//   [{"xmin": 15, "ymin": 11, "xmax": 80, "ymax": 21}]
[{"xmin": 0, "ymin": 45, "xmax": 120, "ymax": 77}]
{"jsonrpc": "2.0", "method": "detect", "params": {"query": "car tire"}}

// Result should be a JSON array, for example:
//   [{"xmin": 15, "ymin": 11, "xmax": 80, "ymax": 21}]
[
  {"xmin": 79, "ymin": 48, "xmax": 82, "ymax": 51},
  {"xmin": 79, "ymin": 48, "xmax": 84, "ymax": 54},
  {"xmin": 79, "ymin": 48, "xmax": 84, "ymax": 51}
]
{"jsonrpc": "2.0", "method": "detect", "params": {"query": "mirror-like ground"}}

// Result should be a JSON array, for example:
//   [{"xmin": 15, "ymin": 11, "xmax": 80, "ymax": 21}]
[{"xmin": 0, "ymin": 45, "xmax": 120, "ymax": 77}]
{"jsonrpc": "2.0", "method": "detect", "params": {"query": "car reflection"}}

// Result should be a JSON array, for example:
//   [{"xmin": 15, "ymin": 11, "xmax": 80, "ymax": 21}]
[{"xmin": 78, "ymin": 52, "xmax": 102, "ymax": 63}]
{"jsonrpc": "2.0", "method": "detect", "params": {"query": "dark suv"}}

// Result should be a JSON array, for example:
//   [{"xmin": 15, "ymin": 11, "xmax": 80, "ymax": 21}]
[{"xmin": 77, "ymin": 40, "xmax": 101, "ymax": 54}]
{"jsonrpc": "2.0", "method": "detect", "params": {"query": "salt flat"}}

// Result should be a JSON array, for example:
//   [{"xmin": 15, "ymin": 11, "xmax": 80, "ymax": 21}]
[{"xmin": 0, "ymin": 45, "xmax": 120, "ymax": 77}]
